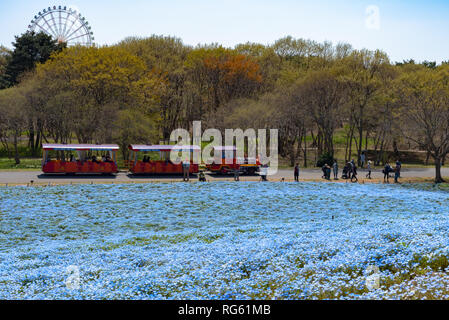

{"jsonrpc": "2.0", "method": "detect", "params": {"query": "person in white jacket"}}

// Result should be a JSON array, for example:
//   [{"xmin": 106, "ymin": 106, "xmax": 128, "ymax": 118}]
[{"xmin": 366, "ymin": 160, "xmax": 372, "ymax": 179}]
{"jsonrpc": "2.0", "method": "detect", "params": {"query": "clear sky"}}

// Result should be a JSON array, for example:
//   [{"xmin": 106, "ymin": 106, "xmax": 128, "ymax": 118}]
[{"xmin": 1, "ymin": 0, "xmax": 448, "ymax": 63}]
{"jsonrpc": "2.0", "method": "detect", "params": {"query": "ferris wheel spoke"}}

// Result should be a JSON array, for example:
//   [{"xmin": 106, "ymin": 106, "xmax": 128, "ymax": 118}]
[
  {"xmin": 58, "ymin": 10, "xmax": 63, "ymax": 37},
  {"xmin": 36, "ymin": 20, "xmax": 56, "ymax": 38},
  {"xmin": 34, "ymin": 23, "xmax": 48, "ymax": 34},
  {"xmin": 52, "ymin": 11, "xmax": 64, "ymax": 38},
  {"xmin": 35, "ymin": 20, "xmax": 56, "ymax": 37},
  {"xmin": 49, "ymin": 19, "xmax": 61, "ymax": 38},
  {"xmin": 54, "ymin": 11, "xmax": 62, "ymax": 37},
  {"xmin": 49, "ymin": 11, "xmax": 59, "ymax": 36},
  {"xmin": 41, "ymin": 15, "xmax": 58, "ymax": 37},
  {"xmin": 65, "ymin": 24, "xmax": 86, "ymax": 42},
  {"xmin": 63, "ymin": 15, "xmax": 79, "ymax": 39},
  {"xmin": 61, "ymin": 11, "xmax": 71, "ymax": 38},
  {"xmin": 41, "ymin": 15, "xmax": 58, "ymax": 38},
  {"xmin": 66, "ymin": 33, "xmax": 90, "ymax": 42}
]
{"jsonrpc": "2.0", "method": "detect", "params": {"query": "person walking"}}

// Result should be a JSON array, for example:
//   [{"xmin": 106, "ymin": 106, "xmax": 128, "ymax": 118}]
[
  {"xmin": 360, "ymin": 152, "xmax": 366, "ymax": 168},
  {"xmin": 351, "ymin": 163, "xmax": 358, "ymax": 182},
  {"xmin": 332, "ymin": 161, "xmax": 338, "ymax": 180},
  {"xmin": 294, "ymin": 163, "xmax": 299, "ymax": 182},
  {"xmin": 383, "ymin": 162, "xmax": 391, "ymax": 183},
  {"xmin": 394, "ymin": 160, "xmax": 401, "ymax": 183},
  {"xmin": 342, "ymin": 162, "xmax": 350, "ymax": 179},
  {"xmin": 322, "ymin": 164, "xmax": 327, "ymax": 179},
  {"xmin": 366, "ymin": 160, "xmax": 372, "ymax": 179},
  {"xmin": 396, "ymin": 160, "xmax": 402, "ymax": 178},
  {"xmin": 349, "ymin": 159, "xmax": 355, "ymax": 180}
]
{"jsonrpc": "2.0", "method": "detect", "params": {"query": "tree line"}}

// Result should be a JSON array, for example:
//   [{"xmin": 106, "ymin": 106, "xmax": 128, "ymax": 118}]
[{"xmin": 0, "ymin": 32, "xmax": 449, "ymax": 182}]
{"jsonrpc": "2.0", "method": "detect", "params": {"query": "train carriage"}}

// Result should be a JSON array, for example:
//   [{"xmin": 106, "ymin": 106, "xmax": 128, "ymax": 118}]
[
  {"xmin": 206, "ymin": 146, "xmax": 260, "ymax": 175},
  {"xmin": 206, "ymin": 146, "xmax": 240, "ymax": 175},
  {"xmin": 238, "ymin": 156, "xmax": 261, "ymax": 175},
  {"xmin": 42, "ymin": 144, "xmax": 119, "ymax": 174},
  {"xmin": 128, "ymin": 144, "xmax": 200, "ymax": 175}
]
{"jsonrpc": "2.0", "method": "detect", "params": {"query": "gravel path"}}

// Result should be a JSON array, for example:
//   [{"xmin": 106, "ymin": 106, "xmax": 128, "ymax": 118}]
[{"xmin": 0, "ymin": 167, "xmax": 447, "ymax": 185}]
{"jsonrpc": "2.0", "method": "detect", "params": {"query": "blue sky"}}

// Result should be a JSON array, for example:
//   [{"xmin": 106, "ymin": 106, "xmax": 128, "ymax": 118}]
[{"xmin": 1, "ymin": 0, "xmax": 448, "ymax": 63}]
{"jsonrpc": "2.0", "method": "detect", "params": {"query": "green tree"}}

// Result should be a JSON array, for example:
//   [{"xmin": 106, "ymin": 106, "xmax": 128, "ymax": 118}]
[
  {"xmin": 35, "ymin": 45, "xmax": 165, "ymax": 144},
  {"xmin": 118, "ymin": 35, "xmax": 192, "ymax": 140},
  {"xmin": 112, "ymin": 109, "xmax": 159, "ymax": 160},
  {"xmin": 0, "ymin": 87, "xmax": 27, "ymax": 164},
  {"xmin": 0, "ymin": 45, "xmax": 11, "ymax": 88},
  {"xmin": 422, "ymin": 60, "xmax": 437, "ymax": 69},
  {"xmin": 295, "ymin": 69, "xmax": 347, "ymax": 158},
  {"xmin": 395, "ymin": 65, "xmax": 449, "ymax": 183},
  {"xmin": 2, "ymin": 31, "xmax": 64, "ymax": 87},
  {"xmin": 343, "ymin": 49, "xmax": 390, "ymax": 165}
]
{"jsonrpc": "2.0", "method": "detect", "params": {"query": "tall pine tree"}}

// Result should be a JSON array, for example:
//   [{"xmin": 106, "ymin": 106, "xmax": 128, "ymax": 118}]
[{"xmin": 1, "ymin": 31, "xmax": 65, "ymax": 88}]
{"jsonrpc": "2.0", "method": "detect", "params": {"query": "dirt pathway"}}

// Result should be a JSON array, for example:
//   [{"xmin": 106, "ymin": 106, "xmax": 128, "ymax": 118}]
[{"xmin": 0, "ymin": 167, "xmax": 447, "ymax": 185}]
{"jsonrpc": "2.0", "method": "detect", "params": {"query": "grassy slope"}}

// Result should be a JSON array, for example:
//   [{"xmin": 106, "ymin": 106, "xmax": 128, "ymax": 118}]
[{"xmin": 0, "ymin": 158, "xmax": 42, "ymax": 171}]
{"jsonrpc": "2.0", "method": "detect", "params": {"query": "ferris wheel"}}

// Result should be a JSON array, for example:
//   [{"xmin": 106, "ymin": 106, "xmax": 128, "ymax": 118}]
[{"xmin": 28, "ymin": 5, "xmax": 94, "ymax": 46}]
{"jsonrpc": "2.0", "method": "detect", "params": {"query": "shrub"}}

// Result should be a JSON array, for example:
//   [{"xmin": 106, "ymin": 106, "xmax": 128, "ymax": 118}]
[{"xmin": 316, "ymin": 152, "xmax": 334, "ymax": 167}]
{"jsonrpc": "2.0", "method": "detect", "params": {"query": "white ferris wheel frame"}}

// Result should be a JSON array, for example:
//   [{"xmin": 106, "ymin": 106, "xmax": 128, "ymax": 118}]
[{"xmin": 28, "ymin": 5, "xmax": 94, "ymax": 46}]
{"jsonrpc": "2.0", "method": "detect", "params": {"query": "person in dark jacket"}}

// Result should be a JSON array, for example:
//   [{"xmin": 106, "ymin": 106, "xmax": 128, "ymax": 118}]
[
  {"xmin": 342, "ymin": 162, "xmax": 351, "ymax": 179},
  {"xmin": 294, "ymin": 163, "xmax": 299, "ymax": 182},
  {"xmin": 322, "ymin": 164, "xmax": 327, "ymax": 179},
  {"xmin": 198, "ymin": 170, "xmax": 206, "ymax": 182},
  {"xmin": 325, "ymin": 164, "xmax": 331, "ymax": 180},
  {"xmin": 383, "ymin": 162, "xmax": 392, "ymax": 183},
  {"xmin": 394, "ymin": 160, "xmax": 401, "ymax": 183},
  {"xmin": 351, "ymin": 163, "xmax": 358, "ymax": 182}
]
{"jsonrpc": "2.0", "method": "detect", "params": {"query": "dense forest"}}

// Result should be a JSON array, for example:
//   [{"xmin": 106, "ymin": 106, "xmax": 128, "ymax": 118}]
[{"xmin": 1, "ymin": 31, "xmax": 449, "ymax": 181}]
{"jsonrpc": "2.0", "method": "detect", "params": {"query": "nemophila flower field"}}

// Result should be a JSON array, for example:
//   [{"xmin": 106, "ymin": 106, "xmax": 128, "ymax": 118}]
[{"xmin": 1, "ymin": 182, "xmax": 449, "ymax": 299}]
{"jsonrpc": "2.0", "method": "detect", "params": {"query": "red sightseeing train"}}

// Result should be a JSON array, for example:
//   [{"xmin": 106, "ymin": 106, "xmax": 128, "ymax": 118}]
[
  {"xmin": 42, "ymin": 144, "xmax": 119, "ymax": 174},
  {"xmin": 206, "ymin": 146, "xmax": 240, "ymax": 175},
  {"xmin": 206, "ymin": 146, "xmax": 261, "ymax": 175},
  {"xmin": 41, "ymin": 143, "xmax": 259, "ymax": 176},
  {"xmin": 128, "ymin": 144, "xmax": 200, "ymax": 175},
  {"xmin": 238, "ymin": 156, "xmax": 261, "ymax": 175}
]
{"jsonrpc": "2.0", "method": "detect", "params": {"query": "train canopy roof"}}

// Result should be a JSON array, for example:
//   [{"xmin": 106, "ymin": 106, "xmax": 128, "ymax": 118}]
[
  {"xmin": 128, "ymin": 144, "xmax": 201, "ymax": 152},
  {"xmin": 43, "ymin": 144, "xmax": 120, "ymax": 151}
]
